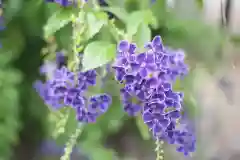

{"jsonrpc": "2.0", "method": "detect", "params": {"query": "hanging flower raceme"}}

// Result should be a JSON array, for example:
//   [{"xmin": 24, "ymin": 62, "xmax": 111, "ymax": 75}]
[
  {"xmin": 34, "ymin": 52, "xmax": 112, "ymax": 123},
  {"xmin": 112, "ymin": 35, "xmax": 195, "ymax": 156}
]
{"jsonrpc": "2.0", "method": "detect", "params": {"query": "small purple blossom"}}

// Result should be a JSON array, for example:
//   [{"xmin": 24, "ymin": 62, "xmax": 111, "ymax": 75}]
[
  {"xmin": 175, "ymin": 130, "xmax": 196, "ymax": 156},
  {"xmin": 88, "ymin": 94, "xmax": 112, "ymax": 114}
]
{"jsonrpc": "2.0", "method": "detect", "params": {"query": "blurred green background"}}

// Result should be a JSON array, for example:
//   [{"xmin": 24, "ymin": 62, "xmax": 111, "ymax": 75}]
[{"xmin": 0, "ymin": 0, "xmax": 238, "ymax": 160}]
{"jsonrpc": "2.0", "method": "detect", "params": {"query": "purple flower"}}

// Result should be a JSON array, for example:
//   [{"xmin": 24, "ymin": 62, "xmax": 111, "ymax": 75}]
[
  {"xmin": 88, "ymin": 94, "xmax": 112, "ymax": 114},
  {"xmin": 142, "ymin": 110, "xmax": 170, "ymax": 136},
  {"xmin": 175, "ymin": 130, "xmax": 196, "ymax": 156},
  {"xmin": 123, "ymin": 102, "xmax": 141, "ymax": 116},
  {"xmin": 76, "ymin": 107, "xmax": 97, "ymax": 123},
  {"xmin": 64, "ymin": 87, "xmax": 84, "ymax": 106},
  {"xmin": 120, "ymin": 87, "xmax": 142, "ymax": 116},
  {"xmin": 77, "ymin": 70, "xmax": 97, "ymax": 90}
]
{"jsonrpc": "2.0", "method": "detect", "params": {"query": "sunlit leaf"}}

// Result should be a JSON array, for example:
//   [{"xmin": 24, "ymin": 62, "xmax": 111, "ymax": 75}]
[
  {"xmin": 133, "ymin": 22, "xmax": 151, "ymax": 49},
  {"xmin": 126, "ymin": 10, "xmax": 156, "ymax": 36},
  {"xmin": 82, "ymin": 41, "xmax": 116, "ymax": 71},
  {"xmin": 139, "ymin": 0, "xmax": 151, "ymax": 10},
  {"xmin": 150, "ymin": 0, "xmax": 167, "ymax": 28},
  {"xmin": 86, "ymin": 12, "xmax": 108, "ymax": 39},
  {"xmin": 43, "ymin": 8, "xmax": 72, "ymax": 39}
]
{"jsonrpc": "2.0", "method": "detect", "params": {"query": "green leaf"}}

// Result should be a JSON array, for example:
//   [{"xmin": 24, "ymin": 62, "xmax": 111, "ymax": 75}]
[
  {"xmin": 4, "ymin": 0, "xmax": 23, "ymax": 21},
  {"xmin": 133, "ymin": 22, "xmax": 151, "ymax": 49},
  {"xmin": 139, "ymin": 0, "xmax": 151, "ymax": 10},
  {"xmin": 0, "ymin": 69, "xmax": 22, "ymax": 85},
  {"xmin": 82, "ymin": 41, "xmax": 116, "ymax": 71},
  {"xmin": 91, "ymin": 147, "xmax": 115, "ymax": 160},
  {"xmin": 150, "ymin": 0, "xmax": 168, "ymax": 28},
  {"xmin": 0, "ymin": 55, "xmax": 12, "ymax": 67},
  {"xmin": 126, "ymin": 10, "xmax": 156, "ymax": 36},
  {"xmin": 43, "ymin": 8, "xmax": 72, "ymax": 39},
  {"xmin": 0, "ymin": 25, "xmax": 25, "ymax": 60},
  {"xmin": 21, "ymin": 0, "xmax": 45, "ymax": 36},
  {"xmin": 55, "ymin": 23, "xmax": 72, "ymax": 51},
  {"xmin": 95, "ymin": 26, "xmax": 114, "ymax": 42},
  {"xmin": 86, "ymin": 12, "xmax": 108, "ymax": 40},
  {"xmin": 44, "ymin": 3, "xmax": 61, "ymax": 18},
  {"xmin": 104, "ymin": 0, "xmax": 125, "ymax": 6},
  {"xmin": 136, "ymin": 115, "xmax": 150, "ymax": 140},
  {"xmin": 101, "ymin": 7, "xmax": 128, "ymax": 22}
]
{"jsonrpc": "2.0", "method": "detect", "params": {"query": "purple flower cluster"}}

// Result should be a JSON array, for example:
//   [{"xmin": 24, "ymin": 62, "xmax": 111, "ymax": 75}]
[
  {"xmin": 46, "ymin": 0, "xmax": 155, "ymax": 7},
  {"xmin": 45, "ymin": 0, "xmax": 87, "ymax": 7},
  {"xmin": 112, "ymin": 35, "xmax": 195, "ymax": 156},
  {"xmin": 34, "ymin": 52, "xmax": 112, "ymax": 123}
]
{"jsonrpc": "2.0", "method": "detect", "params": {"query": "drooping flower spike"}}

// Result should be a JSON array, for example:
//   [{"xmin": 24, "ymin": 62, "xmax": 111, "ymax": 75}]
[
  {"xmin": 34, "ymin": 52, "xmax": 112, "ymax": 123},
  {"xmin": 112, "ymin": 35, "xmax": 195, "ymax": 156}
]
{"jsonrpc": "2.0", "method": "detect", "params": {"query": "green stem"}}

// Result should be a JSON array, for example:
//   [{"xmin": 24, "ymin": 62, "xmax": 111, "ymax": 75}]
[
  {"xmin": 71, "ymin": 14, "xmax": 80, "ymax": 70},
  {"xmin": 51, "ymin": 109, "xmax": 70, "ymax": 139},
  {"xmin": 155, "ymin": 139, "xmax": 164, "ymax": 160},
  {"xmin": 60, "ymin": 126, "xmax": 83, "ymax": 160},
  {"xmin": 70, "ymin": 4, "xmax": 86, "ymax": 72}
]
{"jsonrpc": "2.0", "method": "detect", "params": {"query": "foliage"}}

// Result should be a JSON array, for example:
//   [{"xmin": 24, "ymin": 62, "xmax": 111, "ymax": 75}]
[
  {"xmin": 0, "ymin": 11, "xmax": 22, "ymax": 158},
  {"xmin": 0, "ymin": 0, "xmax": 226, "ymax": 159},
  {"xmin": 0, "ymin": 52, "xmax": 22, "ymax": 159}
]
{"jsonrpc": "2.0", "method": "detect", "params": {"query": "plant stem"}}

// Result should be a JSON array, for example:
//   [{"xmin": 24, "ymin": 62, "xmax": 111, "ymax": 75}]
[
  {"xmin": 60, "ymin": 126, "xmax": 83, "ymax": 160},
  {"xmin": 155, "ymin": 139, "xmax": 164, "ymax": 160}
]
